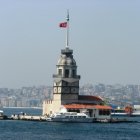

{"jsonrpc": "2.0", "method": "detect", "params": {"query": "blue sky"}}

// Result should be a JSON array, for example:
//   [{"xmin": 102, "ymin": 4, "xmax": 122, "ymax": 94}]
[{"xmin": 0, "ymin": 0, "xmax": 140, "ymax": 88}]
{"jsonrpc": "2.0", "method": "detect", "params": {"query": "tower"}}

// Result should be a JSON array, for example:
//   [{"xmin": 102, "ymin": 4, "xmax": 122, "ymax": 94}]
[
  {"xmin": 43, "ymin": 11, "xmax": 81, "ymax": 115},
  {"xmin": 53, "ymin": 47, "xmax": 80, "ymax": 105},
  {"xmin": 53, "ymin": 10, "xmax": 80, "ymax": 105}
]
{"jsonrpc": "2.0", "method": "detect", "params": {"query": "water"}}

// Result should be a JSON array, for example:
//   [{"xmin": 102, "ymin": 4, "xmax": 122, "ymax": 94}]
[{"xmin": 0, "ymin": 108, "xmax": 140, "ymax": 140}]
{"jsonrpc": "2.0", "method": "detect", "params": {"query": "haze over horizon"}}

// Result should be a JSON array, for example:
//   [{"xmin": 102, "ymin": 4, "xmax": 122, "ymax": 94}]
[{"xmin": 0, "ymin": 0, "xmax": 140, "ymax": 88}]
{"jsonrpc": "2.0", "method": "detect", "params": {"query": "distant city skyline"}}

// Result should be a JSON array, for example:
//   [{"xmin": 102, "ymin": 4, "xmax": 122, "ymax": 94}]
[{"xmin": 0, "ymin": 0, "xmax": 140, "ymax": 88}]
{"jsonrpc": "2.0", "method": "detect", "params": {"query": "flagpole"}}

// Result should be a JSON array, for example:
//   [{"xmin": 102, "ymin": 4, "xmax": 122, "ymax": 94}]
[{"xmin": 66, "ymin": 10, "xmax": 69, "ymax": 48}]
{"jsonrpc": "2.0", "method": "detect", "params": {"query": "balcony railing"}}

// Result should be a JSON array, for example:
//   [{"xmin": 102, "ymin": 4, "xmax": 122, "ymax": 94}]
[{"xmin": 53, "ymin": 74, "xmax": 80, "ymax": 79}]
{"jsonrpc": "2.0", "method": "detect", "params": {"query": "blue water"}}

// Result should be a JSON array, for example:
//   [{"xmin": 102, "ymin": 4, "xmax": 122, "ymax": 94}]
[{"xmin": 0, "ymin": 108, "xmax": 140, "ymax": 140}]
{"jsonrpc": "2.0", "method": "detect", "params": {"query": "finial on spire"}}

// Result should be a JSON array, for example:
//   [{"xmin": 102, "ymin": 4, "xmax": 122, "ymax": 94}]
[
  {"xmin": 66, "ymin": 9, "xmax": 69, "ymax": 48},
  {"xmin": 66, "ymin": 9, "xmax": 69, "ymax": 21}
]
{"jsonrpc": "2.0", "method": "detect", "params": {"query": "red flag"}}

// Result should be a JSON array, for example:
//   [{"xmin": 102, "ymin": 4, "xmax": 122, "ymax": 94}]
[{"xmin": 59, "ymin": 22, "xmax": 67, "ymax": 28}]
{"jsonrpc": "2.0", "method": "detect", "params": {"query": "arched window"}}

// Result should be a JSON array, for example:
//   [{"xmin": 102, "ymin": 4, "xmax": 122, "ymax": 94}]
[
  {"xmin": 65, "ymin": 69, "xmax": 69, "ymax": 78},
  {"xmin": 72, "ymin": 70, "xmax": 76, "ymax": 77},
  {"xmin": 58, "ymin": 69, "xmax": 62, "ymax": 76}
]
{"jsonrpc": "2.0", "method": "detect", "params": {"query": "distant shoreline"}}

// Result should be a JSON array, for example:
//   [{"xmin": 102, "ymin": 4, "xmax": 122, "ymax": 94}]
[{"xmin": 3, "ymin": 107, "xmax": 42, "ymax": 109}]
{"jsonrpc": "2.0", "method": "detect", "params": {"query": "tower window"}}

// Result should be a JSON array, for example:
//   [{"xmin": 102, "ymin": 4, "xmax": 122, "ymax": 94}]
[
  {"xmin": 58, "ymin": 69, "xmax": 62, "ymax": 75},
  {"xmin": 65, "ymin": 69, "xmax": 69, "ymax": 78},
  {"xmin": 72, "ymin": 70, "xmax": 76, "ymax": 77}
]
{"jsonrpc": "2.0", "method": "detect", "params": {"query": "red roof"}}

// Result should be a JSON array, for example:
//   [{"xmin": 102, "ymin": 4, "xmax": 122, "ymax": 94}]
[
  {"xmin": 78, "ymin": 95, "xmax": 103, "ymax": 101},
  {"xmin": 93, "ymin": 105, "xmax": 112, "ymax": 110},
  {"xmin": 64, "ymin": 104, "xmax": 112, "ymax": 110}
]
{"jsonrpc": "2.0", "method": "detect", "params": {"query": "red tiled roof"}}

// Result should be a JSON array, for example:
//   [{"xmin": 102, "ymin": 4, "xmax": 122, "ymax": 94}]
[
  {"xmin": 78, "ymin": 95, "xmax": 103, "ymax": 101},
  {"xmin": 93, "ymin": 105, "xmax": 112, "ymax": 110},
  {"xmin": 64, "ymin": 104, "xmax": 112, "ymax": 110}
]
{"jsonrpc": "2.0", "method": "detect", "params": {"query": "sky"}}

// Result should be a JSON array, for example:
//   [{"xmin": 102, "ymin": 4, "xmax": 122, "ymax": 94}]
[{"xmin": 0, "ymin": 0, "xmax": 140, "ymax": 88}]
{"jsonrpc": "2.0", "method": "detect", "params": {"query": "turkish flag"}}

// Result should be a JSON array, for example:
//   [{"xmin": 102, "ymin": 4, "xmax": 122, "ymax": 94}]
[{"xmin": 59, "ymin": 22, "xmax": 67, "ymax": 28}]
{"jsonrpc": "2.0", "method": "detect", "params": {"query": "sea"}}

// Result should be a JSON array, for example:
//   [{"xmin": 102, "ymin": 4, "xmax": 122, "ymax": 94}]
[{"xmin": 0, "ymin": 108, "xmax": 140, "ymax": 140}]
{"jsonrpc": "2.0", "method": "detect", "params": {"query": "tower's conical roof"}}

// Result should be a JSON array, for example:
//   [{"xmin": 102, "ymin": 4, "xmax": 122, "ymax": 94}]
[{"xmin": 57, "ymin": 47, "xmax": 76, "ymax": 66}]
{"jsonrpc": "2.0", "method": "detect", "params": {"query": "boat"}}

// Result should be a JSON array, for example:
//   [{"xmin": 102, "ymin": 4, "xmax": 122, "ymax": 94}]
[
  {"xmin": 0, "ymin": 110, "xmax": 4, "ymax": 119},
  {"xmin": 111, "ymin": 105, "xmax": 140, "ymax": 117},
  {"xmin": 46, "ymin": 106, "xmax": 93, "ymax": 122},
  {"xmin": 49, "ymin": 111, "xmax": 94, "ymax": 123},
  {"xmin": 111, "ymin": 109, "xmax": 127, "ymax": 116},
  {"xmin": 132, "ymin": 105, "xmax": 140, "ymax": 116},
  {"xmin": 0, "ymin": 110, "xmax": 8, "ymax": 120},
  {"xmin": 132, "ymin": 112, "xmax": 140, "ymax": 116}
]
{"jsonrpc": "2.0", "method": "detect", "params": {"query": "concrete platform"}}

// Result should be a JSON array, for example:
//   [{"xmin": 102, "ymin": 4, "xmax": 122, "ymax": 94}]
[{"xmin": 10, "ymin": 114, "xmax": 47, "ymax": 121}]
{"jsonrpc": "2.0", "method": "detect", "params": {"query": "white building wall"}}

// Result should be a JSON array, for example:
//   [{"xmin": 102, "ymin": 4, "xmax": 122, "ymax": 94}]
[{"xmin": 42, "ymin": 99, "xmax": 61, "ymax": 115}]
